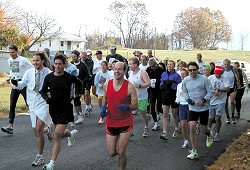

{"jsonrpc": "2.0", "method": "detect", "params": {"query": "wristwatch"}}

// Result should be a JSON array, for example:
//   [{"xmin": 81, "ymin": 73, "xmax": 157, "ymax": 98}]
[
  {"xmin": 201, "ymin": 98, "xmax": 207, "ymax": 103},
  {"xmin": 139, "ymin": 84, "xmax": 142, "ymax": 88}
]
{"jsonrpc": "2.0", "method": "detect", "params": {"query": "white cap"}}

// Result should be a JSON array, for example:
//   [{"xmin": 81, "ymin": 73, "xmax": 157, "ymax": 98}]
[
  {"xmin": 109, "ymin": 45, "xmax": 117, "ymax": 50},
  {"xmin": 86, "ymin": 49, "xmax": 92, "ymax": 55}
]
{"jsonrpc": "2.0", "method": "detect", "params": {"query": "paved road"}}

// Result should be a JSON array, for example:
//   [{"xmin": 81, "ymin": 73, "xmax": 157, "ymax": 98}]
[{"xmin": 1, "ymin": 94, "xmax": 250, "ymax": 170}]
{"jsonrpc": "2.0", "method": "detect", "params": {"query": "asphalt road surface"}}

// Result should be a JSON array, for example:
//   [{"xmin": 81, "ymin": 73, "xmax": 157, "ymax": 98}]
[{"xmin": 1, "ymin": 94, "xmax": 250, "ymax": 170}]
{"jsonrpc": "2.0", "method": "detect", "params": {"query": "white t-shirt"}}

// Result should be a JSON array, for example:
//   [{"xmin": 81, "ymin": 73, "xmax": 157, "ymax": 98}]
[
  {"xmin": 139, "ymin": 63, "xmax": 149, "ymax": 71},
  {"xmin": 196, "ymin": 61, "xmax": 205, "ymax": 75},
  {"xmin": 93, "ymin": 58, "xmax": 104, "ymax": 75},
  {"xmin": 222, "ymin": 69, "xmax": 235, "ymax": 88},
  {"xmin": 208, "ymin": 75, "xmax": 229, "ymax": 105},
  {"xmin": 94, "ymin": 70, "xmax": 111, "ymax": 96}
]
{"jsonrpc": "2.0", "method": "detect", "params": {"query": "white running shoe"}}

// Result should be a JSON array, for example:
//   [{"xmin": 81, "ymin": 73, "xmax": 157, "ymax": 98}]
[
  {"xmin": 142, "ymin": 128, "xmax": 149, "ymax": 137},
  {"xmin": 68, "ymin": 129, "xmax": 78, "ymax": 147},
  {"xmin": 75, "ymin": 115, "xmax": 84, "ymax": 125},
  {"xmin": 214, "ymin": 133, "xmax": 221, "ymax": 142},
  {"xmin": 152, "ymin": 122, "xmax": 160, "ymax": 131},
  {"xmin": 32, "ymin": 155, "xmax": 44, "ymax": 166},
  {"xmin": 172, "ymin": 128, "xmax": 179, "ymax": 138},
  {"xmin": 181, "ymin": 140, "xmax": 189, "ymax": 149},
  {"xmin": 43, "ymin": 163, "xmax": 54, "ymax": 170}
]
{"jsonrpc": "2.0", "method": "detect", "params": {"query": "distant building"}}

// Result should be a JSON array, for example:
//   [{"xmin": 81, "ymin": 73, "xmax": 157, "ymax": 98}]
[{"xmin": 29, "ymin": 31, "xmax": 87, "ymax": 55}]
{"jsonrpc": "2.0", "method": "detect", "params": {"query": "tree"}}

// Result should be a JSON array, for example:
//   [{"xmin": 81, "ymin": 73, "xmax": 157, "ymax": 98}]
[
  {"xmin": 239, "ymin": 32, "xmax": 248, "ymax": 50},
  {"xmin": 106, "ymin": 0, "xmax": 149, "ymax": 48},
  {"xmin": 173, "ymin": 7, "xmax": 232, "ymax": 49}
]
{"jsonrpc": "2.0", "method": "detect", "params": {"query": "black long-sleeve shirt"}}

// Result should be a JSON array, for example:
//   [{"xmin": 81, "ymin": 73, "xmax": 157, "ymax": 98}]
[{"xmin": 40, "ymin": 71, "xmax": 82, "ymax": 104}]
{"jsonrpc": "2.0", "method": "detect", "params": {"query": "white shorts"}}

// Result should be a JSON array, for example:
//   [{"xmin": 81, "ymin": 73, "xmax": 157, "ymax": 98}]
[{"xmin": 209, "ymin": 103, "xmax": 225, "ymax": 119}]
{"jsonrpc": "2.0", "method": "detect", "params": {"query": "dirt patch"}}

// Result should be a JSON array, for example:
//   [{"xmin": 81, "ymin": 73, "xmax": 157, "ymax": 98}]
[{"xmin": 207, "ymin": 129, "xmax": 250, "ymax": 170}]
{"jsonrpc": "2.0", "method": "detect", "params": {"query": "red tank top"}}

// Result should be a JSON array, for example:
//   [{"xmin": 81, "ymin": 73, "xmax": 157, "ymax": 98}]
[{"xmin": 106, "ymin": 79, "xmax": 133, "ymax": 127}]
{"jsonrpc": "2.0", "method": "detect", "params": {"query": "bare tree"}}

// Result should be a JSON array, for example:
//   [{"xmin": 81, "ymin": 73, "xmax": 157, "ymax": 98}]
[
  {"xmin": 18, "ymin": 12, "xmax": 60, "ymax": 55},
  {"xmin": 106, "ymin": 0, "xmax": 149, "ymax": 48},
  {"xmin": 239, "ymin": 32, "xmax": 248, "ymax": 50}
]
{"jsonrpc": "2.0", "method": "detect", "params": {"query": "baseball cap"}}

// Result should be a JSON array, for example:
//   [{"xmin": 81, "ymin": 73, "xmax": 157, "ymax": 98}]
[
  {"xmin": 203, "ymin": 63, "xmax": 211, "ymax": 70},
  {"xmin": 109, "ymin": 45, "xmax": 117, "ymax": 50},
  {"xmin": 96, "ymin": 50, "xmax": 102, "ymax": 55},
  {"xmin": 162, "ymin": 56, "xmax": 169, "ymax": 61},
  {"xmin": 86, "ymin": 49, "xmax": 92, "ymax": 55},
  {"xmin": 214, "ymin": 65, "xmax": 223, "ymax": 75}
]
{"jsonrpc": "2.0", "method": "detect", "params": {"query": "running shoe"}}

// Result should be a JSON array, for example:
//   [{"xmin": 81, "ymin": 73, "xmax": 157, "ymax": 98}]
[
  {"xmin": 226, "ymin": 118, "xmax": 231, "ymax": 124},
  {"xmin": 231, "ymin": 117, "xmax": 236, "ymax": 124},
  {"xmin": 32, "ymin": 155, "xmax": 44, "ymax": 166},
  {"xmin": 181, "ymin": 140, "xmax": 189, "ymax": 149},
  {"xmin": 235, "ymin": 113, "xmax": 240, "ymax": 119},
  {"xmin": 160, "ymin": 133, "xmax": 168, "ymax": 140},
  {"xmin": 68, "ymin": 129, "xmax": 78, "ymax": 147},
  {"xmin": 47, "ymin": 125, "xmax": 53, "ymax": 142},
  {"xmin": 75, "ymin": 115, "xmax": 84, "ymax": 125},
  {"xmin": 206, "ymin": 131, "xmax": 214, "ymax": 147},
  {"xmin": 142, "ymin": 128, "xmax": 149, "ymax": 137},
  {"xmin": 172, "ymin": 128, "xmax": 179, "ymax": 138},
  {"xmin": 132, "ymin": 110, "xmax": 138, "ymax": 115},
  {"xmin": 85, "ymin": 108, "xmax": 91, "ymax": 116},
  {"xmin": 187, "ymin": 149, "xmax": 198, "ymax": 160},
  {"xmin": 1, "ymin": 126, "xmax": 13, "ymax": 134},
  {"xmin": 152, "ymin": 122, "xmax": 160, "ymax": 131},
  {"xmin": 43, "ymin": 163, "xmax": 54, "ymax": 170},
  {"xmin": 214, "ymin": 133, "xmax": 220, "ymax": 142}
]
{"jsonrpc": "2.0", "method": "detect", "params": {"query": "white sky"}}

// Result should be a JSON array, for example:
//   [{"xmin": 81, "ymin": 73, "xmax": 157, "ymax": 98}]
[{"xmin": 11, "ymin": 0, "xmax": 250, "ymax": 50}]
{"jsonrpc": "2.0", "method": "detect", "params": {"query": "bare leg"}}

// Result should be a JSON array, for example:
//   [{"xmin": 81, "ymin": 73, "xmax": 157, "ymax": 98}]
[
  {"xmin": 189, "ymin": 121, "xmax": 197, "ymax": 150},
  {"xmin": 34, "ymin": 118, "xmax": 45, "ymax": 155}
]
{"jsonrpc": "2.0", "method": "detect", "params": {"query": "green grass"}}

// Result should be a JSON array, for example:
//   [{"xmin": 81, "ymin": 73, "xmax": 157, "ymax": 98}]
[{"xmin": 0, "ymin": 85, "xmax": 28, "ymax": 117}]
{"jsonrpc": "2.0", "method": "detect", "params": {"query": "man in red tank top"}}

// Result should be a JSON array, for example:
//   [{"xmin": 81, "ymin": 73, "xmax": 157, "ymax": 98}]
[{"xmin": 100, "ymin": 62, "xmax": 138, "ymax": 170}]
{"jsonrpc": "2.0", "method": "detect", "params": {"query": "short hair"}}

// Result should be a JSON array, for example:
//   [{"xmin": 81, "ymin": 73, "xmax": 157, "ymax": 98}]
[
  {"xmin": 112, "ymin": 59, "xmax": 119, "ymax": 64},
  {"xmin": 116, "ymin": 61, "xmax": 127, "ymax": 71},
  {"xmin": 177, "ymin": 60, "xmax": 187, "ymax": 68},
  {"xmin": 223, "ymin": 59, "xmax": 231, "ymax": 64},
  {"xmin": 54, "ymin": 53, "xmax": 66, "ymax": 64},
  {"xmin": 72, "ymin": 50, "xmax": 80, "ymax": 57},
  {"xmin": 234, "ymin": 61, "xmax": 240, "ymax": 66},
  {"xmin": 128, "ymin": 57, "xmax": 140, "ymax": 66},
  {"xmin": 168, "ymin": 60, "xmax": 176, "ymax": 67},
  {"xmin": 101, "ymin": 60, "xmax": 108, "ymax": 66},
  {"xmin": 9, "ymin": 45, "xmax": 18, "ymax": 51},
  {"xmin": 181, "ymin": 68, "xmax": 189, "ymax": 75},
  {"xmin": 197, "ymin": 53, "xmax": 202, "ymax": 58},
  {"xmin": 209, "ymin": 62, "xmax": 215, "ymax": 67},
  {"xmin": 187, "ymin": 61, "xmax": 199, "ymax": 69}
]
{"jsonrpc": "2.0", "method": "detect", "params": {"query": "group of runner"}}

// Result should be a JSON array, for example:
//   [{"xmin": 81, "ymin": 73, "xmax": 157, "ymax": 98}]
[{"xmin": 1, "ymin": 44, "xmax": 249, "ymax": 170}]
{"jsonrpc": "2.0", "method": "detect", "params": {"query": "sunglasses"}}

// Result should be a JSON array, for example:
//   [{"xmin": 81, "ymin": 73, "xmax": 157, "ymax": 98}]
[{"xmin": 188, "ymin": 69, "xmax": 198, "ymax": 72}]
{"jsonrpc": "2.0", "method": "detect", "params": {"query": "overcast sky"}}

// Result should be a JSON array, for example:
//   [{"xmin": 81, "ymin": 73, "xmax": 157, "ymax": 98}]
[{"xmin": 12, "ymin": 0, "xmax": 250, "ymax": 50}]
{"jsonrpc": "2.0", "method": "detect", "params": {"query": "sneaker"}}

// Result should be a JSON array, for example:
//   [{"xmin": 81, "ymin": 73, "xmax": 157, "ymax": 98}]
[
  {"xmin": 75, "ymin": 115, "xmax": 84, "ymax": 125},
  {"xmin": 47, "ymin": 125, "xmax": 53, "ymax": 142},
  {"xmin": 187, "ymin": 149, "xmax": 198, "ymax": 160},
  {"xmin": 160, "ymin": 133, "xmax": 168, "ymax": 140},
  {"xmin": 43, "ymin": 163, "xmax": 54, "ymax": 170},
  {"xmin": 214, "ymin": 133, "xmax": 220, "ymax": 142},
  {"xmin": 1, "ymin": 126, "xmax": 13, "ymax": 134},
  {"xmin": 85, "ymin": 108, "xmax": 90, "ymax": 116},
  {"xmin": 132, "ymin": 110, "xmax": 138, "ymax": 115},
  {"xmin": 206, "ymin": 131, "xmax": 214, "ymax": 147},
  {"xmin": 68, "ymin": 129, "xmax": 78, "ymax": 147},
  {"xmin": 143, "ymin": 128, "xmax": 149, "ymax": 137},
  {"xmin": 97, "ymin": 118, "xmax": 104, "ymax": 124},
  {"xmin": 152, "ymin": 122, "xmax": 160, "ymax": 131},
  {"xmin": 32, "ymin": 155, "xmax": 44, "ymax": 166},
  {"xmin": 196, "ymin": 123, "xmax": 200, "ymax": 135},
  {"xmin": 231, "ymin": 117, "xmax": 236, "ymax": 124},
  {"xmin": 172, "ymin": 128, "xmax": 179, "ymax": 138},
  {"xmin": 226, "ymin": 118, "xmax": 231, "ymax": 124},
  {"xmin": 157, "ymin": 114, "xmax": 161, "ymax": 121},
  {"xmin": 235, "ymin": 113, "xmax": 240, "ymax": 119},
  {"xmin": 181, "ymin": 140, "xmax": 189, "ymax": 149}
]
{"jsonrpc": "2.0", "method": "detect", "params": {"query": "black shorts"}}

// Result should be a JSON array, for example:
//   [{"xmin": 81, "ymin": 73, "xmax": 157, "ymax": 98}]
[
  {"xmin": 106, "ymin": 126, "xmax": 133, "ymax": 136},
  {"xmin": 91, "ymin": 74, "xmax": 96, "ymax": 86},
  {"xmin": 227, "ymin": 87, "xmax": 236, "ymax": 96},
  {"xmin": 85, "ymin": 81, "xmax": 92, "ymax": 91},
  {"xmin": 49, "ymin": 103, "xmax": 74, "ymax": 124},
  {"xmin": 189, "ymin": 110, "xmax": 209, "ymax": 126},
  {"xmin": 162, "ymin": 97, "xmax": 178, "ymax": 108}
]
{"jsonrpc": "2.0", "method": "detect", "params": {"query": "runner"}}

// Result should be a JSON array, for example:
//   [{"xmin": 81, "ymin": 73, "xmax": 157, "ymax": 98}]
[
  {"xmin": 94, "ymin": 61, "xmax": 111, "ymax": 124},
  {"xmin": 11, "ymin": 52, "xmax": 53, "ymax": 166},
  {"xmin": 175, "ymin": 68, "xmax": 189, "ymax": 148},
  {"xmin": 1, "ymin": 45, "xmax": 33, "ymax": 134},
  {"xmin": 208, "ymin": 66, "xmax": 229, "ymax": 142},
  {"xmin": 160, "ymin": 60, "xmax": 181, "ymax": 140},
  {"xmin": 146, "ymin": 58, "xmax": 164, "ymax": 131},
  {"xmin": 106, "ymin": 45, "xmax": 124, "ymax": 63},
  {"xmin": 101, "ymin": 62, "xmax": 138, "ymax": 170},
  {"xmin": 223, "ymin": 59, "xmax": 240, "ymax": 124},
  {"xmin": 40, "ymin": 53, "xmax": 82, "ymax": 170},
  {"xmin": 182, "ymin": 61, "xmax": 214, "ymax": 160},
  {"xmin": 128, "ymin": 57, "xmax": 151, "ymax": 137},
  {"xmin": 196, "ymin": 53, "xmax": 205, "ymax": 75}
]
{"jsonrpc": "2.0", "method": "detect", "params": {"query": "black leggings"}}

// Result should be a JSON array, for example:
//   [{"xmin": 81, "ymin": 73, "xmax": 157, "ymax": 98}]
[
  {"xmin": 149, "ymin": 91, "xmax": 162, "ymax": 122},
  {"xmin": 235, "ymin": 88, "xmax": 245, "ymax": 113},
  {"xmin": 9, "ymin": 88, "xmax": 27, "ymax": 124}
]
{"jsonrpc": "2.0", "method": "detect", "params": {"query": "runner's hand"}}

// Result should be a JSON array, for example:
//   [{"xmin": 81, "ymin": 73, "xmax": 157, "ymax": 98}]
[{"xmin": 11, "ymin": 79, "xmax": 18, "ymax": 86}]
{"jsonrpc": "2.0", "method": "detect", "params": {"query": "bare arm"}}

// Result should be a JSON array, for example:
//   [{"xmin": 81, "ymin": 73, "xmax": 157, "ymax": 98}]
[
  {"xmin": 102, "ymin": 81, "xmax": 108, "ymax": 107},
  {"xmin": 128, "ymin": 82, "xmax": 138, "ymax": 111},
  {"xmin": 140, "ymin": 70, "xmax": 151, "ymax": 88}
]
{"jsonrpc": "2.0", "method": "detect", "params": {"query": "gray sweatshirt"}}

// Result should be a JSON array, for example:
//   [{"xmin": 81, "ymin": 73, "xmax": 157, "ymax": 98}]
[{"xmin": 182, "ymin": 74, "xmax": 214, "ymax": 112}]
